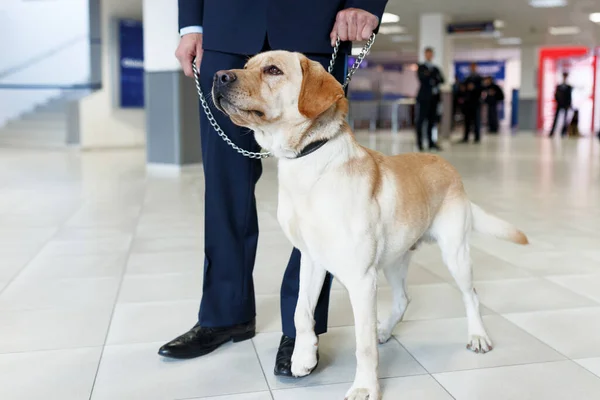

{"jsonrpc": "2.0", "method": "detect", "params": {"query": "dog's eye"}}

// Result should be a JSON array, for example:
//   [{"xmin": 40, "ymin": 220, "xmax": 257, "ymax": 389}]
[{"xmin": 265, "ymin": 65, "xmax": 283, "ymax": 76}]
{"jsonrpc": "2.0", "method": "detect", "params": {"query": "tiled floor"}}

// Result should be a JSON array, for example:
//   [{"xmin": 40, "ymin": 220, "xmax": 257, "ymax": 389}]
[{"xmin": 0, "ymin": 132, "xmax": 599, "ymax": 400}]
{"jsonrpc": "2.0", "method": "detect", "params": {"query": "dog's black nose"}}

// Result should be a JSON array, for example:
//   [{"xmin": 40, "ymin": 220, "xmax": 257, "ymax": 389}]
[{"xmin": 214, "ymin": 70, "xmax": 237, "ymax": 85}]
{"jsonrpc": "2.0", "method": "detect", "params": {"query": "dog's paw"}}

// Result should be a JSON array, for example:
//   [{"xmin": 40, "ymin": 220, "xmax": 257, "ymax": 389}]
[
  {"xmin": 290, "ymin": 339, "xmax": 318, "ymax": 378},
  {"xmin": 466, "ymin": 334, "xmax": 493, "ymax": 354},
  {"xmin": 344, "ymin": 385, "xmax": 381, "ymax": 400},
  {"xmin": 376, "ymin": 325, "xmax": 392, "ymax": 344}
]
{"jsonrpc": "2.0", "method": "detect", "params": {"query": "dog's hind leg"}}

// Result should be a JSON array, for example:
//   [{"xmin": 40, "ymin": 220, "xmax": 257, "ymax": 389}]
[
  {"xmin": 377, "ymin": 252, "xmax": 411, "ymax": 344},
  {"xmin": 434, "ymin": 201, "xmax": 493, "ymax": 354},
  {"xmin": 290, "ymin": 254, "xmax": 327, "ymax": 377}
]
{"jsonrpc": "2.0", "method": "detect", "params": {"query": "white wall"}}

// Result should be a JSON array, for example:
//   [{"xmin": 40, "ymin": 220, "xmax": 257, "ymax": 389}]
[
  {"xmin": 78, "ymin": 0, "xmax": 146, "ymax": 149},
  {"xmin": 0, "ymin": 0, "xmax": 91, "ymax": 126}
]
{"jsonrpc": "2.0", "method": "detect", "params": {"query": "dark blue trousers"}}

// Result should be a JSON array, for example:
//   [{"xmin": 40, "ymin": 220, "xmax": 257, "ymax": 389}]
[{"xmin": 197, "ymin": 46, "xmax": 346, "ymax": 338}]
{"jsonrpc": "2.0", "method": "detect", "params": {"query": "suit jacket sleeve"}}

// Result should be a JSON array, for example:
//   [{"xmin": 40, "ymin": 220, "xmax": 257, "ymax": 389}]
[
  {"xmin": 436, "ymin": 67, "xmax": 445, "ymax": 86},
  {"xmin": 417, "ymin": 64, "xmax": 429, "ymax": 84},
  {"xmin": 344, "ymin": 0, "xmax": 388, "ymax": 22},
  {"xmin": 178, "ymin": 0, "xmax": 204, "ymax": 30}
]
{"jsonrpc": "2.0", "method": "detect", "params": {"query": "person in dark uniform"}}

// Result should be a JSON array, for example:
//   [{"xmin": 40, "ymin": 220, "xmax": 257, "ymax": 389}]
[
  {"xmin": 461, "ymin": 62, "xmax": 483, "ymax": 143},
  {"xmin": 160, "ymin": 0, "xmax": 388, "ymax": 378},
  {"xmin": 549, "ymin": 72, "xmax": 573, "ymax": 137},
  {"xmin": 415, "ymin": 47, "xmax": 444, "ymax": 151},
  {"xmin": 483, "ymin": 76, "xmax": 504, "ymax": 134}
]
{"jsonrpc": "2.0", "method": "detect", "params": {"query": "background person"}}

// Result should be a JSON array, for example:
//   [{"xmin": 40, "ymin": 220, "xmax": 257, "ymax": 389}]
[
  {"xmin": 461, "ymin": 62, "xmax": 483, "ymax": 144},
  {"xmin": 483, "ymin": 76, "xmax": 504, "ymax": 134},
  {"xmin": 160, "ymin": 0, "xmax": 388, "ymax": 378},
  {"xmin": 415, "ymin": 47, "xmax": 444, "ymax": 151},
  {"xmin": 549, "ymin": 72, "xmax": 573, "ymax": 138}
]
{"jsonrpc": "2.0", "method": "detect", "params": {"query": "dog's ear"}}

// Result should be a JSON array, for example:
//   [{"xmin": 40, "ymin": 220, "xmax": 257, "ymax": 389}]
[{"xmin": 298, "ymin": 55, "xmax": 344, "ymax": 119}]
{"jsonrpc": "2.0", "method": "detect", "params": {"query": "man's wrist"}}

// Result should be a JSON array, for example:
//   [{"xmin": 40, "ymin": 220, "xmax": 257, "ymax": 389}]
[{"xmin": 180, "ymin": 26, "xmax": 203, "ymax": 37}]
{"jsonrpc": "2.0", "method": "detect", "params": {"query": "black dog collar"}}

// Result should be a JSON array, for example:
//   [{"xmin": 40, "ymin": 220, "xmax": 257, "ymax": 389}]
[{"xmin": 293, "ymin": 139, "xmax": 330, "ymax": 159}]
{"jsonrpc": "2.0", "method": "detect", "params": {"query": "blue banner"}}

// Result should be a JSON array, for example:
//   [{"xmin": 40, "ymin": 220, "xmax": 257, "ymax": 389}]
[
  {"xmin": 118, "ymin": 19, "xmax": 144, "ymax": 108},
  {"xmin": 454, "ymin": 60, "xmax": 505, "ymax": 82}
]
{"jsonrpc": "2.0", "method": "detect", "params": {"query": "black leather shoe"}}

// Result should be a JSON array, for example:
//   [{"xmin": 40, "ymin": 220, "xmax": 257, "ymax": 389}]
[
  {"xmin": 274, "ymin": 335, "xmax": 319, "ymax": 377},
  {"xmin": 158, "ymin": 319, "xmax": 255, "ymax": 359},
  {"xmin": 429, "ymin": 143, "xmax": 443, "ymax": 151}
]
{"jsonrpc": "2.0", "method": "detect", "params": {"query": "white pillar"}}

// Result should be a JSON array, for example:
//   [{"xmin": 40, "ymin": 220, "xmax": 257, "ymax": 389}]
[
  {"xmin": 518, "ymin": 46, "xmax": 538, "ymax": 131},
  {"xmin": 143, "ymin": 0, "xmax": 201, "ymax": 165},
  {"xmin": 419, "ymin": 13, "xmax": 454, "ymax": 139},
  {"xmin": 418, "ymin": 13, "xmax": 453, "ymax": 90}
]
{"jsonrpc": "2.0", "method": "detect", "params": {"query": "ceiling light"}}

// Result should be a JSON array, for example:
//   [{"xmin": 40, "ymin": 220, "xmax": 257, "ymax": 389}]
[
  {"xmin": 529, "ymin": 0, "xmax": 567, "ymax": 7},
  {"xmin": 378, "ymin": 25, "xmax": 406, "ymax": 35},
  {"xmin": 381, "ymin": 13, "xmax": 400, "ymax": 24},
  {"xmin": 390, "ymin": 35, "xmax": 414, "ymax": 43},
  {"xmin": 498, "ymin": 37, "xmax": 522, "ymax": 45},
  {"xmin": 590, "ymin": 13, "xmax": 600, "ymax": 23},
  {"xmin": 494, "ymin": 20, "xmax": 505, "ymax": 29},
  {"xmin": 549, "ymin": 26, "xmax": 581, "ymax": 35}
]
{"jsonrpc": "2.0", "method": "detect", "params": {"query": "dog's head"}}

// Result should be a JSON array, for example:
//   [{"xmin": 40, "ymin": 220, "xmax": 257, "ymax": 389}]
[{"xmin": 211, "ymin": 51, "xmax": 347, "ymax": 157}]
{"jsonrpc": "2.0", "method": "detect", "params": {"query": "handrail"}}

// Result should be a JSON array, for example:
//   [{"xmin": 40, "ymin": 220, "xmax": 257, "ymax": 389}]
[
  {"xmin": 0, "ymin": 35, "xmax": 91, "ymax": 80},
  {"xmin": 0, "ymin": 83, "xmax": 101, "ymax": 90}
]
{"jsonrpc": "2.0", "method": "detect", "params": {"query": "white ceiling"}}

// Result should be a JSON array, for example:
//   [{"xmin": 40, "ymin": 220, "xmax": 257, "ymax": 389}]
[{"xmin": 370, "ymin": 0, "xmax": 600, "ymax": 57}]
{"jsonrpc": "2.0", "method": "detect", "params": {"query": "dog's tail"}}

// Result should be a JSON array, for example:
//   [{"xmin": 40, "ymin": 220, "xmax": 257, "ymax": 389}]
[{"xmin": 470, "ymin": 202, "xmax": 529, "ymax": 245}]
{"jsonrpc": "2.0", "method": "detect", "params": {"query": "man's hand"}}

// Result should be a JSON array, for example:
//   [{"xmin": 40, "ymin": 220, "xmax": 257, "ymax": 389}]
[
  {"xmin": 330, "ymin": 8, "xmax": 379, "ymax": 46},
  {"xmin": 175, "ymin": 33, "xmax": 203, "ymax": 78}
]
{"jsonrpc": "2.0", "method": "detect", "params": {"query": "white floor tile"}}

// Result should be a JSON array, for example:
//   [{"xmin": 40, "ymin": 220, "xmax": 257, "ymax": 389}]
[
  {"xmin": 419, "ymin": 247, "xmax": 533, "ymax": 282},
  {"xmin": 188, "ymin": 393, "xmax": 272, "ymax": 400},
  {"xmin": 547, "ymin": 274, "xmax": 600, "ymax": 303},
  {"xmin": 512, "ymin": 251, "xmax": 600, "ymax": 276},
  {"xmin": 475, "ymin": 278, "xmax": 596, "ymax": 313},
  {"xmin": 253, "ymin": 327, "xmax": 426, "ymax": 390},
  {"xmin": 576, "ymin": 358, "xmax": 600, "ymax": 378},
  {"xmin": 118, "ymin": 272, "xmax": 203, "ymax": 303},
  {"xmin": 18, "ymin": 253, "xmax": 127, "ymax": 280},
  {"xmin": 90, "ymin": 341, "xmax": 268, "ymax": 400},
  {"xmin": 393, "ymin": 315, "xmax": 564, "ymax": 373},
  {"xmin": 37, "ymin": 237, "xmax": 132, "ymax": 257},
  {"xmin": 0, "ymin": 277, "xmax": 120, "ymax": 311},
  {"xmin": 0, "ymin": 347, "xmax": 102, "ymax": 400},
  {"xmin": 126, "ymin": 251, "xmax": 204, "ymax": 275},
  {"xmin": 106, "ymin": 300, "xmax": 200, "ymax": 345},
  {"xmin": 272, "ymin": 375, "xmax": 452, "ymax": 400},
  {"xmin": 434, "ymin": 361, "xmax": 600, "ymax": 400},
  {"xmin": 131, "ymin": 236, "xmax": 203, "ymax": 253},
  {"xmin": 0, "ymin": 307, "xmax": 113, "ymax": 353},
  {"xmin": 504, "ymin": 307, "xmax": 600, "ymax": 359}
]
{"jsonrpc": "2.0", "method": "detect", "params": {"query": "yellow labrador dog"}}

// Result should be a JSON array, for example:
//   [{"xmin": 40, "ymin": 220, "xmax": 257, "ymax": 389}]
[{"xmin": 212, "ymin": 51, "xmax": 528, "ymax": 400}]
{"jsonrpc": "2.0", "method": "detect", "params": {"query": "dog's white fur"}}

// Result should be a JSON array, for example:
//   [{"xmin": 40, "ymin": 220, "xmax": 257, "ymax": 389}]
[{"xmin": 212, "ymin": 51, "xmax": 529, "ymax": 400}]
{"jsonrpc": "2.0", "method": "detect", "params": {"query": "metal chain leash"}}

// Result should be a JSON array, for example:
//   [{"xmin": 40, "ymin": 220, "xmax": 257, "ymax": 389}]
[{"xmin": 192, "ymin": 33, "xmax": 376, "ymax": 159}]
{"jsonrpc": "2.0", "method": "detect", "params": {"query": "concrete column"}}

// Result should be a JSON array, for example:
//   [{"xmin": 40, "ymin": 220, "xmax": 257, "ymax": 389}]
[
  {"xmin": 143, "ymin": 0, "xmax": 201, "ymax": 165},
  {"xmin": 518, "ymin": 46, "xmax": 538, "ymax": 131},
  {"xmin": 419, "ymin": 13, "xmax": 454, "ymax": 139}
]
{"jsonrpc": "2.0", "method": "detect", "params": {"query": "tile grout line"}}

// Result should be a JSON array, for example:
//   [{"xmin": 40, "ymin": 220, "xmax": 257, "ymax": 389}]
[
  {"xmin": 391, "ymin": 335, "xmax": 456, "ymax": 400},
  {"xmin": 250, "ymin": 338, "xmax": 276, "ymax": 400},
  {"xmin": 0, "ymin": 212, "xmax": 79, "ymax": 298},
  {"xmin": 87, "ymin": 192, "xmax": 148, "ymax": 400}
]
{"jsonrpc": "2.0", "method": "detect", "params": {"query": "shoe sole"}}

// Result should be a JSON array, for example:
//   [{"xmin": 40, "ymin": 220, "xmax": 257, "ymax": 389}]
[{"xmin": 158, "ymin": 330, "xmax": 256, "ymax": 360}]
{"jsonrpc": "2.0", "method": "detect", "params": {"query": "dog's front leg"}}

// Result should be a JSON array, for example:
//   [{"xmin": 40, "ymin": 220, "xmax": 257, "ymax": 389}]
[
  {"xmin": 345, "ymin": 269, "xmax": 380, "ymax": 400},
  {"xmin": 291, "ymin": 253, "xmax": 326, "ymax": 377}
]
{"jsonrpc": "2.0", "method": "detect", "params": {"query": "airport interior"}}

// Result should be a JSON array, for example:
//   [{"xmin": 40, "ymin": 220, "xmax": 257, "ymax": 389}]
[{"xmin": 0, "ymin": 0, "xmax": 600, "ymax": 399}]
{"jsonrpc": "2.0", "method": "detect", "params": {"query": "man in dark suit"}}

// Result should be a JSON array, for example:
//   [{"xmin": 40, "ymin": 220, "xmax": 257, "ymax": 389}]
[
  {"xmin": 160, "ymin": 0, "xmax": 388, "ymax": 378},
  {"xmin": 483, "ymin": 76, "xmax": 504, "ymax": 134},
  {"xmin": 415, "ymin": 47, "xmax": 444, "ymax": 151},
  {"xmin": 461, "ymin": 62, "xmax": 483, "ymax": 143},
  {"xmin": 549, "ymin": 72, "xmax": 573, "ymax": 137}
]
